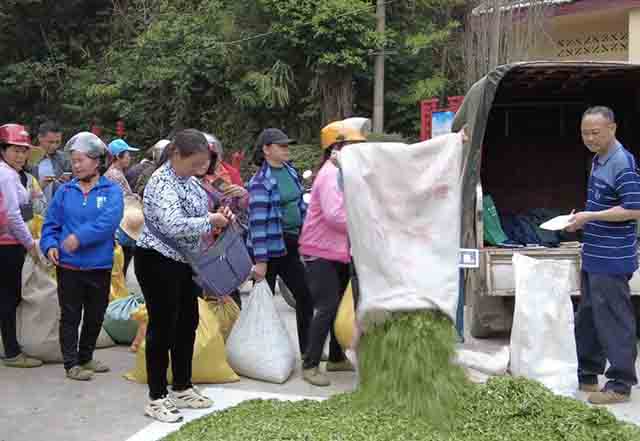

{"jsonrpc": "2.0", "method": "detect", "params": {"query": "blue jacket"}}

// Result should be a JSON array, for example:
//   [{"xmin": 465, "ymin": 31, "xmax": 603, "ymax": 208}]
[
  {"xmin": 40, "ymin": 176, "xmax": 124, "ymax": 270},
  {"xmin": 247, "ymin": 162, "xmax": 307, "ymax": 262}
]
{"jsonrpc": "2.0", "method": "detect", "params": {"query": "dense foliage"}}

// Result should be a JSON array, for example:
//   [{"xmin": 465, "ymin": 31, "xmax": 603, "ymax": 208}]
[{"xmin": 0, "ymin": 0, "xmax": 468, "ymax": 154}]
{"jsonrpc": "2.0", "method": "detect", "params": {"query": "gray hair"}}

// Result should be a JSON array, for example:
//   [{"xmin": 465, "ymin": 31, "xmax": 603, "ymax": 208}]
[{"xmin": 583, "ymin": 106, "xmax": 616, "ymax": 123}]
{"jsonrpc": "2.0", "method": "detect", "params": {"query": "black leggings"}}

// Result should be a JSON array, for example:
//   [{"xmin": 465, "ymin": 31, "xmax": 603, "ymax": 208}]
[
  {"xmin": 303, "ymin": 258, "xmax": 350, "ymax": 369},
  {"xmin": 0, "ymin": 245, "xmax": 26, "ymax": 359},
  {"xmin": 265, "ymin": 234, "xmax": 314, "ymax": 356},
  {"xmin": 122, "ymin": 245, "xmax": 135, "ymax": 277},
  {"xmin": 135, "ymin": 247, "xmax": 199, "ymax": 400}
]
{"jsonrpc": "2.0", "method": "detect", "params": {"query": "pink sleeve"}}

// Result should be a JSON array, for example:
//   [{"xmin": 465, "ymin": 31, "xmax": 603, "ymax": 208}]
[
  {"xmin": 316, "ymin": 164, "xmax": 348, "ymax": 233},
  {"xmin": 0, "ymin": 190, "xmax": 7, "ymax": 233},
  {"xmin": 1, "ymin": 174, "xmax": 34, "ymax": 249}
]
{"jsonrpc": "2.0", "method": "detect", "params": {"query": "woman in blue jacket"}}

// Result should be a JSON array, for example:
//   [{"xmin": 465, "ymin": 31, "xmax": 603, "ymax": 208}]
[{"xmin": 40, "ymin": 132, "xmax": 124, "ymax": 381}]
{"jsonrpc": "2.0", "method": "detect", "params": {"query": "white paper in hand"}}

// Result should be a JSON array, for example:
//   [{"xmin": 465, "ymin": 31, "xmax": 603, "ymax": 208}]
[
  {"xmin": 539, "ymin": 215, "xmax": 573, "ymax": 231},
  {"xmin": 226, "ymin": 281, "xmax": 296, "ymax": 384}
]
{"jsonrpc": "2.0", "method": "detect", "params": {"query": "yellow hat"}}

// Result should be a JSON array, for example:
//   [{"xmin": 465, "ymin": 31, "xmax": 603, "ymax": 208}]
[
  {"xmin": 320, "ymin": 119, "xmax": 368, "ymax": 150},
  {"xmin": 120, "ymin": 196, "xmax": 145, "ymax": 241}
]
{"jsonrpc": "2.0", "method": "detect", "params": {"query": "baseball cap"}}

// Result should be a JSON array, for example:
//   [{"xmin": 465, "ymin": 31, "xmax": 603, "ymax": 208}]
[
  {"xmin": 108, "ymin": 138, "xmax": 139, "ymax": 156},
  {"xmin": 255, "ymin": 128, "xmax": 296, "ymax": 150}
]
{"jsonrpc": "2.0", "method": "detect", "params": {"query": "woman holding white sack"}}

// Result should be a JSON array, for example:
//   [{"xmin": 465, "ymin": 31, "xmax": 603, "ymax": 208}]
[
  {"xmin": 298, "ymin": 119, "xmax": 367, "ymax": 387},
  {"xmin": 0, "ymin": 124, "xmax": 42, "ymax": 368}
]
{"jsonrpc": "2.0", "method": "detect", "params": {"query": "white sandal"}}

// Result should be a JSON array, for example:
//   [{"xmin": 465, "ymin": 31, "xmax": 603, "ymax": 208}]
[
  {"xmin": 170, "ymin": 386, "xmax": 213, "ymax": 409},
  {"xmin": 145, "ymin": 398, "xmax": 183, "ymax": 423}
]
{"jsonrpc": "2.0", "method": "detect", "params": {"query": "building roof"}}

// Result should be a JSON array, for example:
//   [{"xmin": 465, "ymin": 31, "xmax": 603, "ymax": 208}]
[{"xmin": 472, "ymin": 0, "xmax": 577, "ymax": 15}]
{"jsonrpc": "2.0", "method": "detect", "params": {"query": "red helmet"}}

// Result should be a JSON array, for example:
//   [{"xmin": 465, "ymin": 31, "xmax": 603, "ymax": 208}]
[{"xmin": 0, "ymin": 124, "xmax": 32, "ymax": 148}]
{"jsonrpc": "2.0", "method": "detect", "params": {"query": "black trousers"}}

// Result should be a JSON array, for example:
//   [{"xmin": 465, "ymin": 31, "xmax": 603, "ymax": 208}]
[
  {"xmin": 576, "ymin": 271, "xmax": 638, "ymax": 395},
  {"xmin": 135, "ymin": 247, "xmax": 199, "ymax": 400},
  {"xmin": 0, "ymin": 245, "xmax": 26, "ymax": 359},
  {"xmin": 303, "ymin": 258, "xmax": 350, "ymax": 369},
  {"xmin": 265, "ymin": 233, "xmax": 314, "ymax": 356},
  {"xmin": 56, "ymin": 267, "xmax": 111, "ymax": 370},
  {"xmin": 122, "ymin": 245, "xmax": 134, "ymax": 278}
]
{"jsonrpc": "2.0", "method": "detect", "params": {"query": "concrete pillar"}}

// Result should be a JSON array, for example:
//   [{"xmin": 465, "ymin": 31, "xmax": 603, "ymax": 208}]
[{"xmin": 629, "ymin": 9, "xmax": 640, "ymax": 63}]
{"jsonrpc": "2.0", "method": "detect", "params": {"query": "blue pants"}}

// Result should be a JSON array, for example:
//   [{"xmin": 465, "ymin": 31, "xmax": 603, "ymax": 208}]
[{"xmin": 576, "ymin": 271, "xmax": 638, "ymax": 394}]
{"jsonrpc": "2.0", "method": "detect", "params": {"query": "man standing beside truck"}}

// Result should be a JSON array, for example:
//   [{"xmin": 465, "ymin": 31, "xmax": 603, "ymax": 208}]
[{"xmin": 567, "ymin": 106, "xmax": 639, "ymax": 405}]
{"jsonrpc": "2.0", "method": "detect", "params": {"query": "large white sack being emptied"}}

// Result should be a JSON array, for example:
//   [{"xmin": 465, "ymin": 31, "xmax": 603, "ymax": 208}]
[
  {"xmin": 339, "ymin": 133, "xmax": 463, "ymax": 328},
  {"xmin": 226, "ymin": 281, "xmax": 296, "ymax": 384},
  {"xmin": 510, "ymin": 253, "xmax": 578, "ymax": 397}
]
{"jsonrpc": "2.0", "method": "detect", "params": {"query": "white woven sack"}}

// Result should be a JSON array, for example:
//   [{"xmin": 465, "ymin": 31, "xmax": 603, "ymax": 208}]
[
  {"xmin": 510, "ymin": 253, "xmax": 578, "ymax": 397},
  {"xmin": 340, "ymin": 133, "xmax": 463, "ymax": 328},
  {"xmin": 17, "ymin": 251, "xmax": 115, "ymax": 362},
  {"xmin": 17, "ymin": 252, "xmax": 61, "ymax": 361},
  {"xmin": 226, "ymin": 281, "xmax": 296, "ymax": 384}
]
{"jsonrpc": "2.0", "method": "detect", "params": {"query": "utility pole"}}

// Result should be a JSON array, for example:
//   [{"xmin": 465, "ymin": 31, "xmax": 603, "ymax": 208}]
[{"xmin": 373, "ymin": 0, "xmax": 385, "ymax": 133}]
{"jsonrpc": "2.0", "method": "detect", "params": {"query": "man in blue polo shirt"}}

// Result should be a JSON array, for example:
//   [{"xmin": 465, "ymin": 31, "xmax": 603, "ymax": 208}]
[{"xmin": 567, "ymin": 106, "xmax": 640, "ymax": 404}]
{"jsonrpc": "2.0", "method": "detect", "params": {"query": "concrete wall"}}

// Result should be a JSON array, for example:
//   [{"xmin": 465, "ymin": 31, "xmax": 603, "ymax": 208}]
[
  {"xmin": 528, "ymin": 9, "xmax": 629, "ymax": 61},
  {"xmin": 630, "ymin": 8, "xmax": 640, "ymax": 62}
]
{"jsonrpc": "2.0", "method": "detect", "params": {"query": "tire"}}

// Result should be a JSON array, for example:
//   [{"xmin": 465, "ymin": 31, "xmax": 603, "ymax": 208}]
[
  {"xmin": 469, "ymin": 293, "xmax": 513, "ymax": 339},
  {"xmin": 277, "ymin": 277, "xmax": 297, "ymax": 309}
]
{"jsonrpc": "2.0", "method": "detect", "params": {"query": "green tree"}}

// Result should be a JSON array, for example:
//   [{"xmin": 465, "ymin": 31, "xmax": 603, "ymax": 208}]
[{"xmin": 260, "ymin": 0, "xmax": 376, "ymax": 125}]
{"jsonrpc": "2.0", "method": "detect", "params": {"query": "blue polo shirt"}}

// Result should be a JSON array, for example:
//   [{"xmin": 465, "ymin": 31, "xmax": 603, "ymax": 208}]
[{"xmin": 582, "ymin": 141, "xmax": 640, "ymax": 274}]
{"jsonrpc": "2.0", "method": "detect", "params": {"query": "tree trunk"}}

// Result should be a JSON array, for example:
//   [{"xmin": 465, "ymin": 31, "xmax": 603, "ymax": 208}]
[{"xmin": 318, "ymin": 67, "xmax": 354, "ymax": 126}]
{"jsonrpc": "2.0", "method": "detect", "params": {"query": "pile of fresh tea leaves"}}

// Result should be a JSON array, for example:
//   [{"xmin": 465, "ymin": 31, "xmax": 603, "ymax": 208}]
[
  {"xmin": 162, "ymin": 311, "xmax": 639, "ymax": 441},
  {"xmin": 353, "ymin": 311, "xmax": 467, "ymax": 431},
  {"xmin": 164, "ymin": 377, "xmax": 639, "ymax": 441}
]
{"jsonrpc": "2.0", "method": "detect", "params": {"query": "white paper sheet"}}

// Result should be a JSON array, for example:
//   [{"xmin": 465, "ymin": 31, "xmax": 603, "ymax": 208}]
[{"xmin": 539, "ymin": 214, "xmax": 573, "ymax": 231}]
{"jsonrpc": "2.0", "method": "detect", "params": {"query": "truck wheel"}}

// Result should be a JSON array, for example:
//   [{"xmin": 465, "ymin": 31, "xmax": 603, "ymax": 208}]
[
  {"xmin": 469, "ymin": 295, "xmax": 513, "ymax": 339},
  {"xmin": 469, "ymin": 305, "xmax": 493, "ymax": 338}
]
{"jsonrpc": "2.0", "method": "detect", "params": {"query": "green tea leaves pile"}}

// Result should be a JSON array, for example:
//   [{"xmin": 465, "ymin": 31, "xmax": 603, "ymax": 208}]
[
  {"xmin": 162, "ymin": 311, "xmax": 640, "ymax": 441},
  {"xmin": 354, "ymin": 311, "xmax": 467, "ymax": 431},
  {"xmin": 164, "ymin": 378, "xmax": 640, "ymax": 441}
]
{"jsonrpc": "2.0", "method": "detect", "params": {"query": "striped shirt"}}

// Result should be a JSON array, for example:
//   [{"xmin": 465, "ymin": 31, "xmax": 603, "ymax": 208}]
[
  {"xmin": 246, "ymin": 162, "xmax": 307, "ymax": 262},
  {"xmin": 582, "ymin": 142, "xmax": 640, "ymax": 274}
]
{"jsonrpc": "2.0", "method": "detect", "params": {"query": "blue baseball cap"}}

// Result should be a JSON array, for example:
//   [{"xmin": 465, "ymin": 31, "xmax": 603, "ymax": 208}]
[{"xmin": 108, "ymin": 138, "xmax": 139, "ymax": 156}]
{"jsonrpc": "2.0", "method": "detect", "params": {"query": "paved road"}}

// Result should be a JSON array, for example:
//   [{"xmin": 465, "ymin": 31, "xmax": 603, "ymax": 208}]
[{"xmin": 1, "ymin": 268, "xmax": 639, "ymax": 441}]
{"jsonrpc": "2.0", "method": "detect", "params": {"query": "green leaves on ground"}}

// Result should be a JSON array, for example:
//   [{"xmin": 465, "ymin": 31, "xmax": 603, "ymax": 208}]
[{"xmin": 162, "ymin": 376, "xmax": 640, "ymax": 441}]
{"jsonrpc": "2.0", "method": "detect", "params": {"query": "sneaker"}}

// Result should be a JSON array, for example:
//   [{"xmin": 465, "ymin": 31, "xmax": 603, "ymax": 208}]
[
  {"xmin": 170, "ymin": 386, "xmax": 213, "ymax": 409},
  {"xmin": 80, "ymin": 360, "xmax": 110, "ymax": 373},
  {"xmin": 3, "ymin": 353, "xmax": 43, "ymax": 368},
  {"xmin": 579, "ymin": 383, "xmax": 600, "ymax": 393},
  {"xmin": 588, "ymin": 390, "xmax": 631, "ymax": 405},
  {"xmin": 145, "ymin": 398, "xmax": 183, "ymax": 423},
  {"xmin": 303, "ymin": 367, "xmax": 331, "ymax": 387},
  {"xmin": 326, "ymin": 359, "xmax": 355, "ymax": 372},
  {"xmin": 66, "ymin": 366, "xmax": 93, "ymax": 381}
]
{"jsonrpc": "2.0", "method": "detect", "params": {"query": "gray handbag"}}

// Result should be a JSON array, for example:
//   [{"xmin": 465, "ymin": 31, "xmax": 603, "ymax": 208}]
[{"xmin": 148, "ymin": 221, "xmax": 253, "ymax": 298}]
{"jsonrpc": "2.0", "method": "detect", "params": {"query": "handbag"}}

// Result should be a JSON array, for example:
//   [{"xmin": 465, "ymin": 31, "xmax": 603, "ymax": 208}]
[{"xmin": 147, "ymin": 219, "xmax": 253, "ymax": 298}]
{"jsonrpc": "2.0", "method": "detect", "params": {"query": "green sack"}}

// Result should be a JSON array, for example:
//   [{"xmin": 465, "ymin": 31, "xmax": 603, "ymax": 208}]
[
  {"xmin": 483, "ymin": 194, "xmax": 508, "ymax": 246},
  {"xmin": 103, "ymin": 293, "xmax": 143, "ymax": 345}
]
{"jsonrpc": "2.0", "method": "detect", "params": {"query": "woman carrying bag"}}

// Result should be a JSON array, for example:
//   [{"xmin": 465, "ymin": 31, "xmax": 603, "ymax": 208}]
[
  {"xmin": 247, "ymin": 128, "xmax": 314, "ymax": 357},
  {"xmin": 200, "ymin": 132, "xmax": 248, "ymax": 308},
  {"xmin": 0, "ymin": 124, "xmax": 42, "ymax": 368},
  {"xmin": 40, "ymin": 132, "xmax": 124, "ymax": 381},
  {"xmin": 135, "ymin": 129, "xmax": 233, "ymax": 423},
  {"xmin": 298, "ymin": 120, "xmax": 367, "ymax": 386}
]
